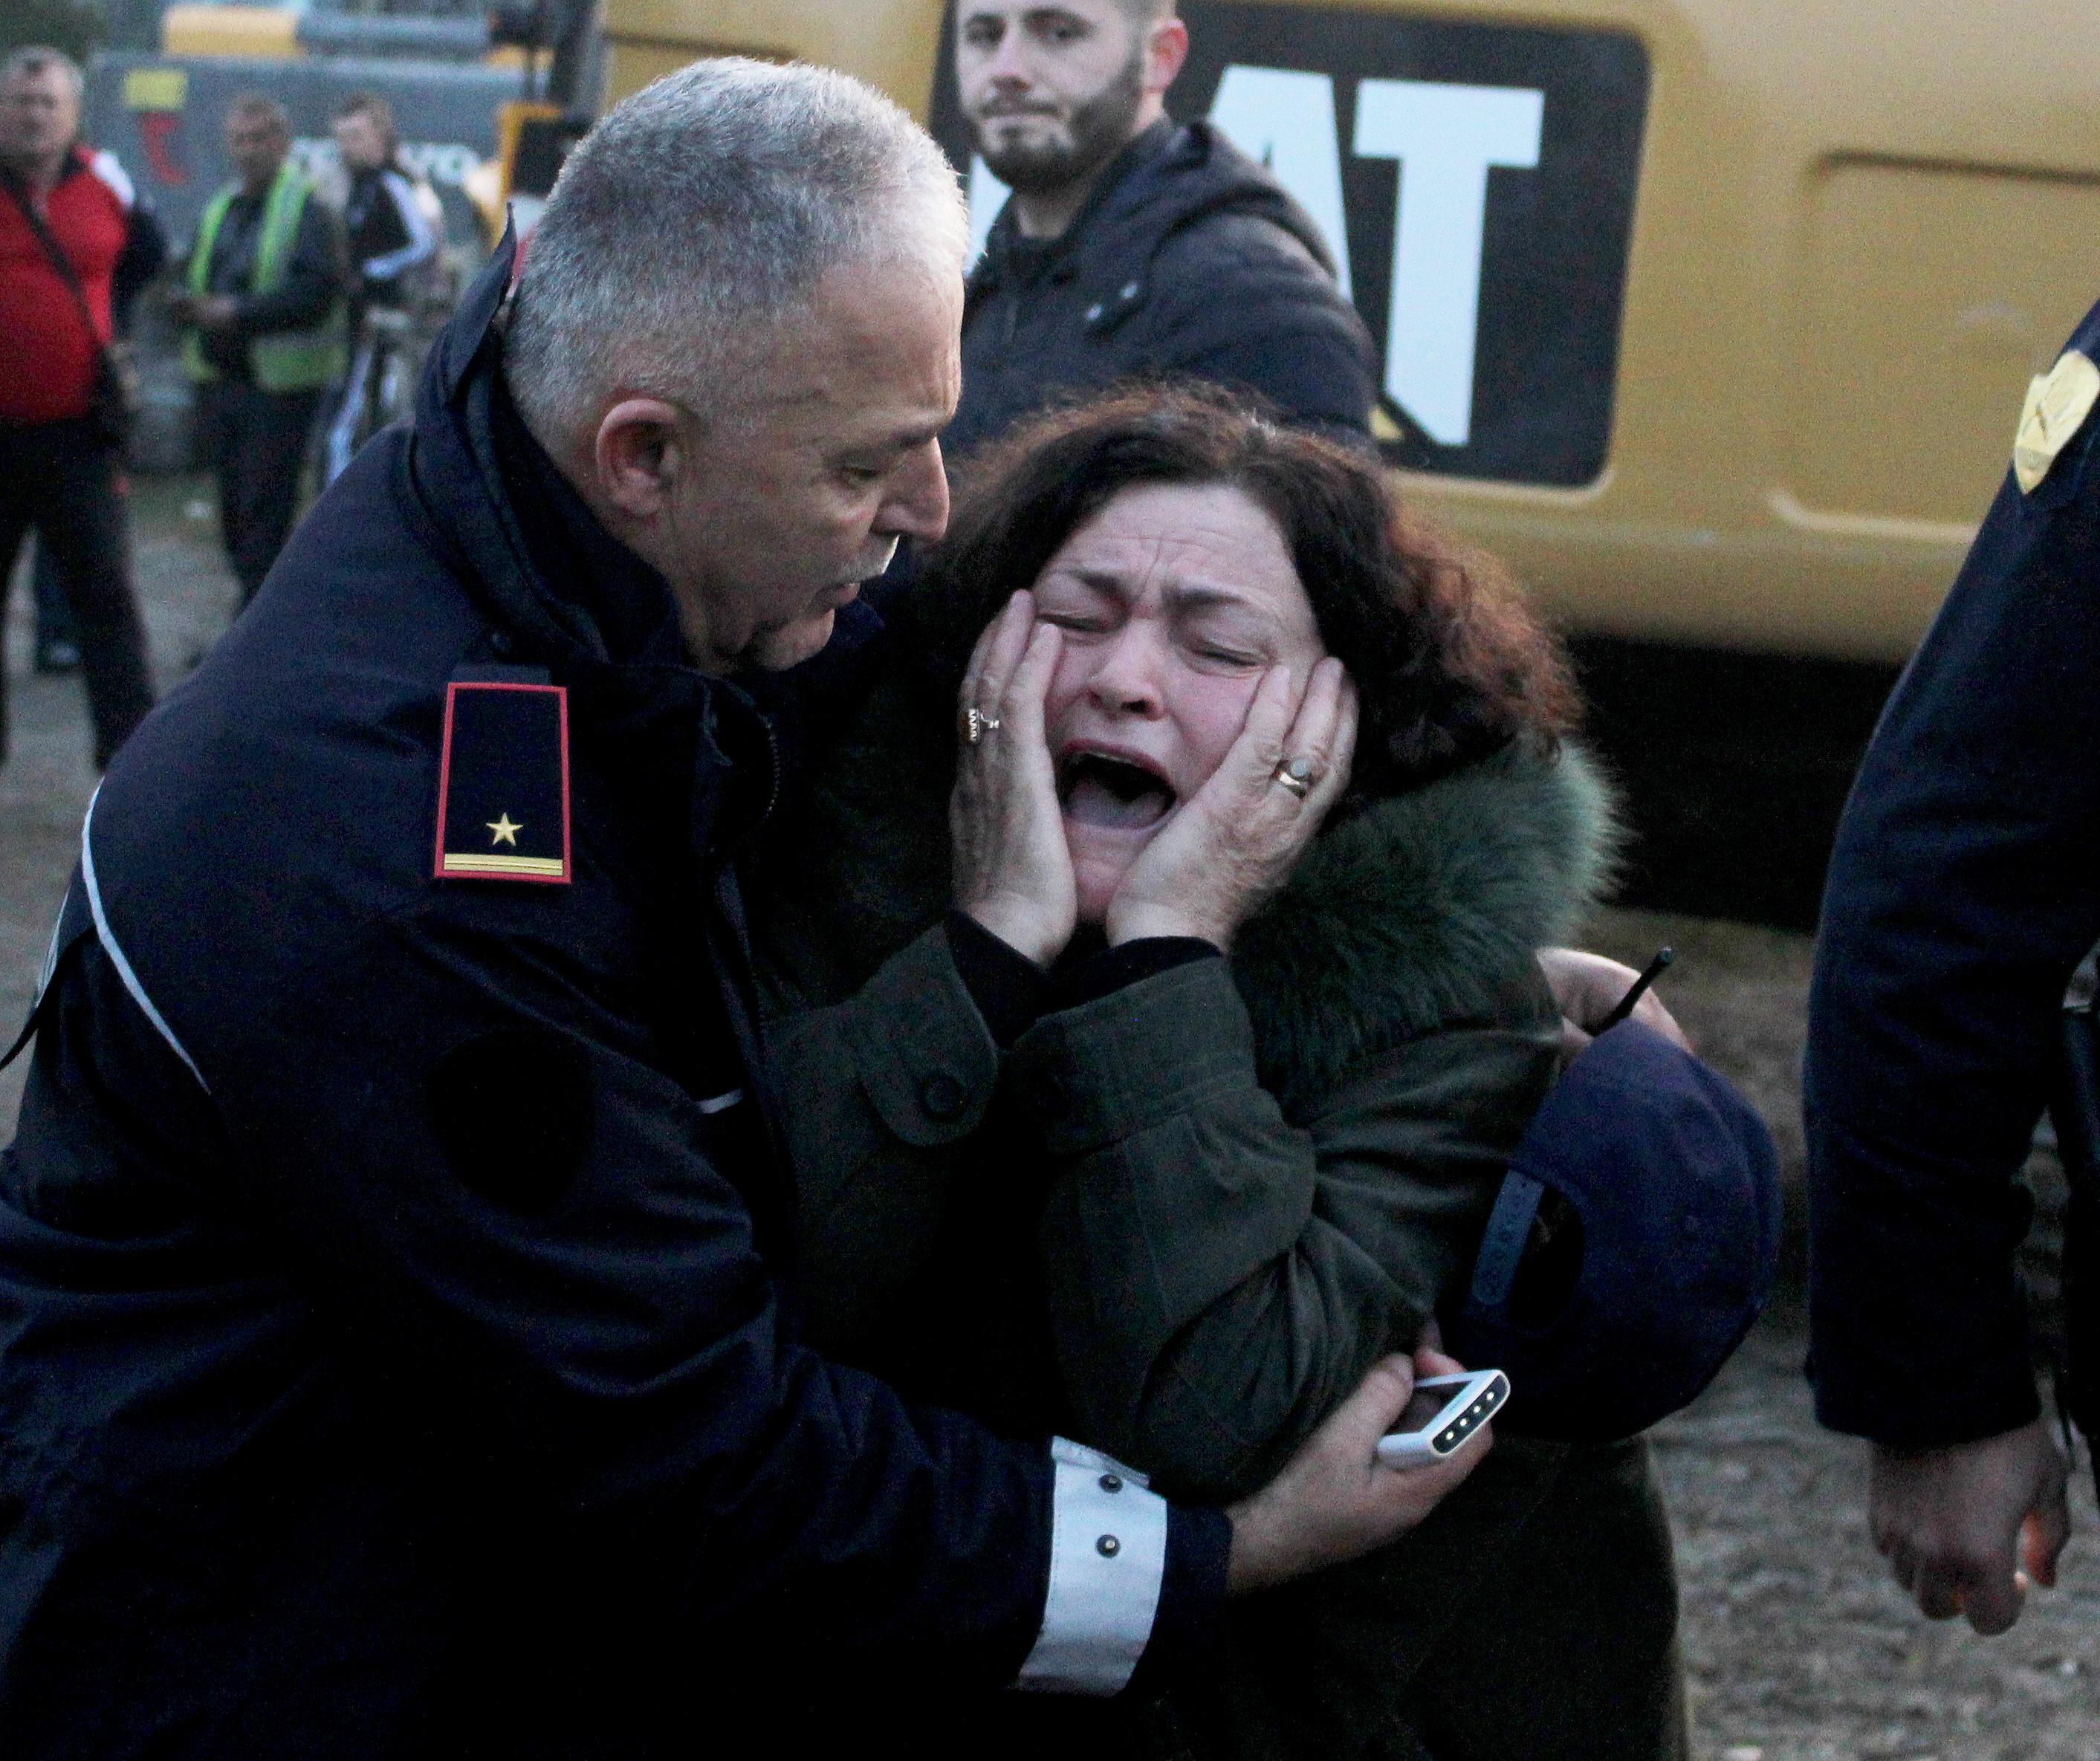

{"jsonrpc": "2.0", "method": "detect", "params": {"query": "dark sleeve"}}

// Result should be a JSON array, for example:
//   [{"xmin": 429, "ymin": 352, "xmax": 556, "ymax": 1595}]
[
  {"xmin": 944, "ymin": 909, "xmax": 1218, "ymax": 1048},
  {"xmin": 235, "ymin": 198, "xmax": 343, "ymax": 336},
  {"xmin": 945, "ymin": 909, "xmax": 1049, "ymax": 1047},
  {"xmin": 1014, "ymin": 958, "xmax": 1558, "ymax": 1501},
  {"xmin": 154, "ymin": 900, "xmax": 1222, "ymax": 1693},
  {"xmin": 359, "ymin": 169, "xmax": 438, "ymax": 288},
  {"xmin": 1144, "ymin": 211, "xmax": 1378, "ymax": 444},
  {"xmin": 1051, "ymin": 937, "xmax": 1221, "ymax": 1011},
  {"xmin": 1805, "ymin": 342, "xmax": 2100, "ymax": 1447},
  {"xmin": 113, "ymin": 202, "xmax": 167, "ymax": 328}
]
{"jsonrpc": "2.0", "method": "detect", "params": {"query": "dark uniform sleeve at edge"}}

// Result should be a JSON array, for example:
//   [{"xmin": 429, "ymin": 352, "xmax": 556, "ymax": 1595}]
[
  {"xmin": 172, "ymin": 898, "xmax": 1224, "ymax": 1687},
  {"xmin": 1144, "ymin": 210, "xmax": 1375, "ymax": 441},
  {"xmin": 1806, "ymin": 406, "xmax": 2100, "ymax": 1446}
]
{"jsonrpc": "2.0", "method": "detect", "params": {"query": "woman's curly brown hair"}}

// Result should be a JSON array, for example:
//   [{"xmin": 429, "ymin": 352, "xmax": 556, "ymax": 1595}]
[{"xmin": 915, "ymin": 381, "xmax": 1580, "ymax": 800}]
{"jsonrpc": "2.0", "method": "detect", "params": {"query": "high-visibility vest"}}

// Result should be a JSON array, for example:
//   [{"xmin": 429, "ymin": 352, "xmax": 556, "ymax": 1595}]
[{"xmin": 184, "ymin": 163, "xmax": 346, "ymax": 392}]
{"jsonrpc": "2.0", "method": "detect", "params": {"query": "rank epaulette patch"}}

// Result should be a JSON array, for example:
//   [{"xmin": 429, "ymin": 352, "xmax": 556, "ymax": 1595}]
[
  {"xmin": 433, "ymin": 678, "xmax": 571, "ymax": 883},
  {"xmin": 2013, "ymin": 349, "xmax": 2100, "ymax": 495}
]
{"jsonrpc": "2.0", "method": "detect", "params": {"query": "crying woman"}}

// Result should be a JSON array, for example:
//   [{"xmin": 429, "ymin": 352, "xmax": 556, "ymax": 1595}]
[{"xmin": 750, "ymin": 383, "xmax": 1686, "ymax": 1761}]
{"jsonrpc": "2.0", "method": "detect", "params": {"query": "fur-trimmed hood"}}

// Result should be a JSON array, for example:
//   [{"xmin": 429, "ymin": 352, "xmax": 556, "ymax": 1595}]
[{"xmin": 1234, "ymin": 743, "xmax": 1617, "ymax": 1115}]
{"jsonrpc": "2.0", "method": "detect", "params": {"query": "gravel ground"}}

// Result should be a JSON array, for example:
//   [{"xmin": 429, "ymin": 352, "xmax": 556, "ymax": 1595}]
[{"xmin": 4, "ymin": 487, "xmax": 2098, "ymax": 1757}]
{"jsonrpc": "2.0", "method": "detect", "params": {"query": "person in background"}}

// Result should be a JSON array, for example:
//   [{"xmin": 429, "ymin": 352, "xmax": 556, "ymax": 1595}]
[
  {"xmin": 1803, "ymin": 301, "xmax": 2100, "ymax": 1636},
  {"xmin": 171, "ymin": 92, "xmax": 346, "ymax": 608},
  {"xmin": 0, "ymin": 45, "xmax": 161, "ymax": 771},
  {"xmin": 323, "ymin": 89, "xmax": 439, "ymax": 483},
  {"xmin": 27, "ymin": 56, "xmax": 170, "ymax": 684},
  {"xmin": 942, "ymin": 0, "xmax": 1375, "ymax": 464}
]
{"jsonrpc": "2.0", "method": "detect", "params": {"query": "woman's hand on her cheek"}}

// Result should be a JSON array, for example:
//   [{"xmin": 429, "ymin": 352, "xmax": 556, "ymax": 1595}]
[
  {"xmin": 1104, "ymin": 656, "xmax": 1358, "ymax": 950},
  {"xmin": 950, "ymin": 593, "xmax": 1077, "ymax": 967}
]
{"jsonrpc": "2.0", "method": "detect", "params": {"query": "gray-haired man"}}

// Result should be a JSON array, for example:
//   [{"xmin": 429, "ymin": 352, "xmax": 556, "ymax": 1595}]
[
  {"xmin": 0, "ymin": 59, "xmax": 1482, "ymax": 1755},
  {"xmin": 0, "ymin": 45, "xmax": 161, "ymax": 768}
]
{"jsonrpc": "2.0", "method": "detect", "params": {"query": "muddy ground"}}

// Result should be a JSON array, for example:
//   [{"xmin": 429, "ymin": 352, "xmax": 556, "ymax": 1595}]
[{"xmin": 4, "ymin": 484, "xmax": 2097, "ymax": 1759}]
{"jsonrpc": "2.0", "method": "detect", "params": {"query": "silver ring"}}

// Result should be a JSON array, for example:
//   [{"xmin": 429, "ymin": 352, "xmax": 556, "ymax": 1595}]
[
  {"xmin": 965, "ymin": 706, "xmax": 1002, "ymax": 747},
  {"xmin": 1271, "ymin": 756, "xmax": 1316, "ymax": 800}
]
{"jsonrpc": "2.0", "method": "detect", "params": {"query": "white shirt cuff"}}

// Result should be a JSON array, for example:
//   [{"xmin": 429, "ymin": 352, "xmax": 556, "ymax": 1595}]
[{"xmin": 1014, "ymin": 1438, "xmax": 1168, "ymax": 1696}]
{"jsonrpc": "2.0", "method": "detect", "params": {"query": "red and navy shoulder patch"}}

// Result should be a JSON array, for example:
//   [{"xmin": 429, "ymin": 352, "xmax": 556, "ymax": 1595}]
[{"xmin": 432, "ymin": 676, "xmax": 571, "ymax": 884}]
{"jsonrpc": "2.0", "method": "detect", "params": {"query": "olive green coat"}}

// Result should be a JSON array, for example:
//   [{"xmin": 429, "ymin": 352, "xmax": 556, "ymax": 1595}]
[
  {"xmin": 752, "ymin": 657, "xmax": 1682, "ymax": 1759},
  {"xmin": 756, "ymin": 645, "xmax": 1610, "ymax": 1475}
]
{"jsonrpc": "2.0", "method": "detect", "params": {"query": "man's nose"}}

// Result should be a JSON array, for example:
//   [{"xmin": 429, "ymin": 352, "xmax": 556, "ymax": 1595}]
[
  {"xmin": 981, "ymin": 29, "xmax": 1036, "ymax": 87},
  {"xmin": 878, "ymin": 441, "xmax": 950, "ymax": 545}
]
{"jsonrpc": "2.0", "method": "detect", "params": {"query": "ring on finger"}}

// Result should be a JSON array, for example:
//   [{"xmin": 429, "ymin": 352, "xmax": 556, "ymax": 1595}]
[
  {"xmin": 965, "ymin": 705, "xmax": 1003, "ymax": 747},
  {"xmin": 1270, "ymin": 756, "xmax": 1318, "ymax": 800}
]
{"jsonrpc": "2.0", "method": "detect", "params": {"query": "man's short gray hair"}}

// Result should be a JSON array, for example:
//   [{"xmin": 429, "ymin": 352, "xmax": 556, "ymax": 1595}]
[
  {"xmin": 3, "ymin": 46, "xmax": 85, "ymax": 101},
  {"xmin": 506, "ymin": 58, "xmax": 968, "ymax": 438}
]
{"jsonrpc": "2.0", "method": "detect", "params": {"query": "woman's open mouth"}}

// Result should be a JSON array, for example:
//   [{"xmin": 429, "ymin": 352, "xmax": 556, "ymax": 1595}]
[{"xmin": 1057, "ymin": 750, "xmax": 1178, "ymax": 831}]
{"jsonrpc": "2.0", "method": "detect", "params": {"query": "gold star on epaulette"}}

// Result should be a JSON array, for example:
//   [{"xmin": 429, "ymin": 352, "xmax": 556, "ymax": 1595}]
[{"xmin": 433, "ymin": 679, "xmax": 572, "ymax": 885}]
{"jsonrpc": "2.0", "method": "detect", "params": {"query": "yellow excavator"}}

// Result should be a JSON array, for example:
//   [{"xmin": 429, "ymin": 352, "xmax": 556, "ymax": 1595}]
[
  {"xmin": 145, "ymin": 0, "xmax": 2100, "ymax": 921},
  {"xmin": 161, "ymin": 0, "xmax": 2100, "ymax": 666},
  {"xmin": 575, "ymin": 0, "xmax": 2100, "ymax": 674},
  {"xmin": 582, "ymin": 0, "xmax": 2100, "ymax": 926}
]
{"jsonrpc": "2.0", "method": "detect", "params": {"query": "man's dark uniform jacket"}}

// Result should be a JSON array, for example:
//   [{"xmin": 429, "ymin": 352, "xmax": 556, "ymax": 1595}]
[
  {"xmin": 0, "ymin": 236, "xmax": 1225, "ymax": 1757},
  {"xmin": 945, "ymin": 120, "xmax": 1375, "ymax": 461},
  {"xmin": 1807, "ymin": 294, "xmax": 2100, "ymax": 1450}
]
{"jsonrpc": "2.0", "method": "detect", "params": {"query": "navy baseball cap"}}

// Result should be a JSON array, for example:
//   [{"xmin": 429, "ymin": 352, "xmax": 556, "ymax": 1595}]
[{"xmin": 1440, "ymin": 1021, "xmax": 1781, "ymax": 1442}]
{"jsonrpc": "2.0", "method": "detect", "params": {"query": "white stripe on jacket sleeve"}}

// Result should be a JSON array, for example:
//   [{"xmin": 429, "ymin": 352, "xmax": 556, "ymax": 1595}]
[
  {"xmin": 89, "ymin": 148, "xmax": 135, "ymax": 210},
  {"xmin": 1014, "ymin": 1438, "xmax": 1168, "ymax": 1695},
  {"xmin": 360, "ymin": 169, "xmax": 439, "ymax": 282},
  {"xmin": 80, "ymin": 788, "xmax": 210, "ymax": 1093}
]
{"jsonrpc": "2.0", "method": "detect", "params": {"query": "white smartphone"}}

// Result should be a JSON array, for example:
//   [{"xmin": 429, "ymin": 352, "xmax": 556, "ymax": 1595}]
[{"xmin": 1375, "ymin": 1369, "xmax": 1509, "ymax": 1468}]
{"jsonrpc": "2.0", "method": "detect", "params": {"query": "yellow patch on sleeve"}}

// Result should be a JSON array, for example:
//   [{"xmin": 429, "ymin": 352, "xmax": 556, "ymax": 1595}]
[{"xmin": 2013, "ymin": 349, "xmax": 2100, "ymax": 495}]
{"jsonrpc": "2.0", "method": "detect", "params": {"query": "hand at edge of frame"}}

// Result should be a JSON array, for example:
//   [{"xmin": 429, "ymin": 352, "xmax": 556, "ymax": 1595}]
[{"xmin": 1870, "ymin": 1415, "xmax": 2071, "ymax": 1636}]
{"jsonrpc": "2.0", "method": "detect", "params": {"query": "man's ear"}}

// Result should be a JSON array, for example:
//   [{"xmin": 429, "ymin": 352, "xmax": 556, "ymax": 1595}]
[
  {"xmin": 1144, "ymin": 17, "xmax": 1190, "ymax": 97},
  {"xmin": 592, "ymin": 397, "xmax": 686, "ymax": 524}
]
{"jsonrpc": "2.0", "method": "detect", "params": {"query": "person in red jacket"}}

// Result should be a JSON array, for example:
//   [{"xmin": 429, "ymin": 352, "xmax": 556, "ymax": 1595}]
[{"xmin": 0, "ymin": 45, "xmax": 161, "ymax": 771}]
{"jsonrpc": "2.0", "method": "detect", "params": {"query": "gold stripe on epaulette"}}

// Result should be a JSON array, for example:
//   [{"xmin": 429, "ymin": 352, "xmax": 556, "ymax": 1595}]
[{"xmin": 441, "ymin": 854, "xmax": 568, "ymax": 877}]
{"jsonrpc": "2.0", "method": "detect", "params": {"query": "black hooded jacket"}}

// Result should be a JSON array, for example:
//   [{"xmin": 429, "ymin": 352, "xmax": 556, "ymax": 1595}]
[{"xmin": 947, "ymin": 120, "xmax": 1376, "ymax": 461}]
